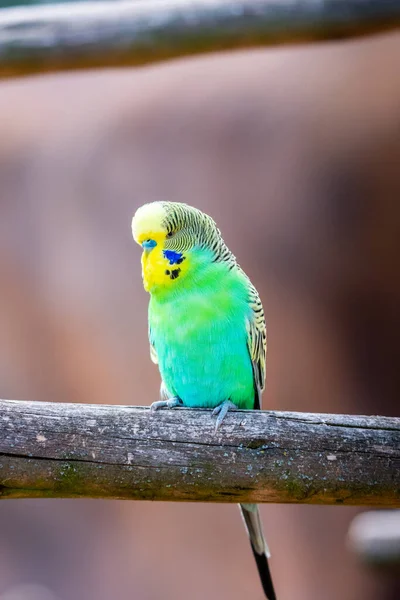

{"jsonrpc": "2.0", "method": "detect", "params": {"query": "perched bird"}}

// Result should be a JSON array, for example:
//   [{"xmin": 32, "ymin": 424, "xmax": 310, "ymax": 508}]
[{"xmin": 132, "ymin": 201, "xmax": 276, "ymax": 600}]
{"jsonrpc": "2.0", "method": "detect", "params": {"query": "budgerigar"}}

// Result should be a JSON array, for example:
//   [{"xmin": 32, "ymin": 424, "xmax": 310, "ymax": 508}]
[{"xmin": 132, "ymin": 201, "xmax": 276, "ymax": 600}]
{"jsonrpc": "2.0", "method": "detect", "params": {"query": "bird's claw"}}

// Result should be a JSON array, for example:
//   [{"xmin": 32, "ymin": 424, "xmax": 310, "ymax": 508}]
[
  {"xmin": 150, "ymin": 396, "xmax": 183, "ymax": 412},
  {"xmin": 212, "ymin": 400, "xmax": 237, "ymax": 432}
]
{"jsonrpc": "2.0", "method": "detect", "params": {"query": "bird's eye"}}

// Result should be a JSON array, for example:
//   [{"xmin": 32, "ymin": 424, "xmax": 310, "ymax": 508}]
[{"xmin": 166, "ymin": 231, "xmax": 174, "ymax": 239}]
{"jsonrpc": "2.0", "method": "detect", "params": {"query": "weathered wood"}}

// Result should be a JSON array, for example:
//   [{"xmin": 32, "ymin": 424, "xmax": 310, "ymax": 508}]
[
  {"xmin": 0, "ymin": 0, "xmax": 399, "ymax": 79},
  {"xmin": 0, "ymin": 399, "xmax": 398, "ymax": 505}
]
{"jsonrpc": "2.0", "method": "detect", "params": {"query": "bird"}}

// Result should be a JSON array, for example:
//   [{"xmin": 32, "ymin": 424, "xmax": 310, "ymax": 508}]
[{"xmin": 131, "ymin": 200, "xmax": 276, "ymax": 600}]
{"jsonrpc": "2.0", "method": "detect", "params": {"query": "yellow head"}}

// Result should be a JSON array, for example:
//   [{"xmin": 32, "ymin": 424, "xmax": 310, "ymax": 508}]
[
  {"xmin": 131, "ymin": 201, "xmax": 226, "ymax": 294},
  {"xmin": 131, "ymin": 201, "xmax": 191, "ymax": 293}
]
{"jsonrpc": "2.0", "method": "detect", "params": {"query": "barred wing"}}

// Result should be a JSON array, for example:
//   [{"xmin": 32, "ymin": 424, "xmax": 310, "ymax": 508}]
[{"xmin": 246, "ymin": 282, "xmax": 267, "ymax": 410}]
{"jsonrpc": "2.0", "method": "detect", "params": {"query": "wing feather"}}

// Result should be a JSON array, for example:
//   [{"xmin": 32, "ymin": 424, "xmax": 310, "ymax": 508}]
[
  {"xmin": 245, "ymin": 280, "xmax": 267, "ymax": 410},
  {"xmin": 149, "ymin": 326, "xmax": 158, "ymax": 364}
]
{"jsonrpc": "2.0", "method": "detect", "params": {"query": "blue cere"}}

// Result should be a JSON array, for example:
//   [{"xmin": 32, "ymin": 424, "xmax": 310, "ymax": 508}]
[
  {"xmin": 142, "ymin": 239, "xmax": 157, "ymax": 250},
  {"xmin": 163, "ymin": 250, "xmax": 185, "ymax": 265}
]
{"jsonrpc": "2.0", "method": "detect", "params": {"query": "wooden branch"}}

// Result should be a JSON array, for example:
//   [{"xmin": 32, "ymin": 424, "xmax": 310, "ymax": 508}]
[
  {"xmin": 0, "ymin": 399, "xmax": 398, "ymax": 505},
  {"xmin": 348, "ymin": 510, "xmax": 400, "ymax": 566},
  {"xmin": 0, "ymin": 0, "xmax": 399, "ymax": 79}
]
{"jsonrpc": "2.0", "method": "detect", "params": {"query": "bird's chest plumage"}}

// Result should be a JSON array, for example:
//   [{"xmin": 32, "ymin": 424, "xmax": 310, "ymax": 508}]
[{"xmin": 149, "ymin": 272, "xmax": 255, "ymax": 409}]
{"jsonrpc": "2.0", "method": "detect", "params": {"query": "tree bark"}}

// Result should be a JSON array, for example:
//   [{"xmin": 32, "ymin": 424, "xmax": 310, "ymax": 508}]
[
  {"xmin": 0, "ymin": 0, "xmax": 399, "ymax": 78},
  {"xmin": 0, "ymin": 399, "xmax": 398, "ymax": 505}
]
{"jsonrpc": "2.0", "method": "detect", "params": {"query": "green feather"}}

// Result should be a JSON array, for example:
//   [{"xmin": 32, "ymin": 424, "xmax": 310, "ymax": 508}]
[
  {"xmin": 132, "ymin": 201, "xmax": 275, "ymax": 600},
  {"xmin": 149, "ymin": 248, "xmax": 256, "ymax": 409}
]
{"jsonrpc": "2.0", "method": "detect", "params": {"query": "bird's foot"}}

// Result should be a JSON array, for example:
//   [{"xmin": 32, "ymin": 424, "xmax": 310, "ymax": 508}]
[
  {"xmin": 150, "ymin": 396, "xmax": 183, "ymax": 412},
  {"xmin": 212, "ymin": 400, "xmax": 237, "ymax": 432}
]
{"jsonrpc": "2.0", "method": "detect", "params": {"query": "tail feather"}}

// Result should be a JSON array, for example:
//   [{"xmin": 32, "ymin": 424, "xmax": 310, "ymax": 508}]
[
  {"xmin": 240, "ymin": 503, "xmax": 276, "ymax": 600},
  {"xmin": 250, "ymin": 543, "xmax": 277, "ymax": 600}
]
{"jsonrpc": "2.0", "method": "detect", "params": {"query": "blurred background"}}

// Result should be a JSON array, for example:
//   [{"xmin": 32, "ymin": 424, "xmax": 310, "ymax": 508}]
[{"xmin": 0, "ymin": 15, "xmax": 399, "ymax": 600}]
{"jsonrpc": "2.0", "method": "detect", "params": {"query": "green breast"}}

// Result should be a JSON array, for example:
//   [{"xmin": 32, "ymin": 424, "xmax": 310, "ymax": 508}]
[{"xmin": 149, "ymin": 261, "xmax": 255, "ymax": 409}]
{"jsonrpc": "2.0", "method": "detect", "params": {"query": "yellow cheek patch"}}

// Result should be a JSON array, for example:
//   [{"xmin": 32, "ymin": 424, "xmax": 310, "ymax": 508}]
[{"xmin": 141, "ymin": 245, "xmax": 190, "ymax": 293}]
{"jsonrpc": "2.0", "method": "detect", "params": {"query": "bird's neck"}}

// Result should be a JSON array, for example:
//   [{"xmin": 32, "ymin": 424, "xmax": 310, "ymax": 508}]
[{"xmin": 148, "ymin": 250, "xmax": 232, "ymax": 303}]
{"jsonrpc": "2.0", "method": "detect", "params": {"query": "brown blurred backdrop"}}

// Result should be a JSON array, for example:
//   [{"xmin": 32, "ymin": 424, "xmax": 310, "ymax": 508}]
[{"xmin": 0, "ymin": 31, "xmax": 399, "ymax": 600}]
